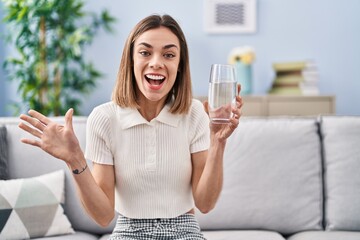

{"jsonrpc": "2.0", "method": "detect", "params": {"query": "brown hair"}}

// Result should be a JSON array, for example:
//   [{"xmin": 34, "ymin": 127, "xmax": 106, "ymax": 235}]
[{"xmin": 111, "ymin": 14, "xmax": 193, "ymax": 114}]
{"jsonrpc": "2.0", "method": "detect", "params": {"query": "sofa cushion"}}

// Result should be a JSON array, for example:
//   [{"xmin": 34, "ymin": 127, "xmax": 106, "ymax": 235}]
[
  {"xmin": 203, "ymin": 230, "xmax": 286, "ymax": 240},
  {"xmin": 98, "ymin": 231, "xmax": 287, "ymax": 240},
  {"xmin": 32, "ymin": 231, "xmax": 99, "ymax": 240},
  {"xmin": 0, "ymin": 170, "xmax": 74, "ymax": 239},
  {"xmin": 0, "ymin": 126, "xmax": 8, "ymax": 180},
  {"xmin": 288, "ymin": 231, "xmax": 360, "ymax": 240},
  {"xmin": 196, "ymin": 117, "xmax": 323, "ymax": 235},
  {"xmin": 320, "ymin": 116, "xmax": 360, "ymax": 231}
]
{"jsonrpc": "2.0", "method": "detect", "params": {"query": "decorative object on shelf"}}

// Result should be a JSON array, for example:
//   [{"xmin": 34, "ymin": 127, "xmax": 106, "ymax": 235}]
[
  {"xmin": 1, "ymin": 0, "xmax": 116, "ymax": 116},
  {"xmin": 228, "ymin": 46, "xmax": 255, "ymax": 95},
  {"xmin": 269, "ymin": 60, "xmax": 319, "ymax": 96}
]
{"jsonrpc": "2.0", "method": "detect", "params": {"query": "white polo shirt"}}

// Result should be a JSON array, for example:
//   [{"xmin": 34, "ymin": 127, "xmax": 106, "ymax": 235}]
[{"xmin": 85, "ymin": 99, "xmax": 210, "ymax": 219}]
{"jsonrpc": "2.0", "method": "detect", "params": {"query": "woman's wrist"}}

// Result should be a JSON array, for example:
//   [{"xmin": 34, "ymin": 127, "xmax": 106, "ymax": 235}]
[
  {"xmin": 66, "ymin": 151, "xmax": 88, "ymax": 175},
  {"xmin": 71, "ymin": 163, "xmax": 88, "ymax": 175},
  {"xmin": 67, "ymin": 161, "xmax": 88, "ymax": 175},
  {"xmin": 210, "ymin": 132, "xmax": 227, "ymax": 145},
  {"xmin": 209, "ymin": 137, "xmax": 226, "ymax": 157}
]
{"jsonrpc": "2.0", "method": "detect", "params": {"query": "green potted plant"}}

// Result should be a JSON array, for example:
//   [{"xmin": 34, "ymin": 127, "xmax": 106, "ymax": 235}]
[{"xmin": 1, "ymin": 0, "xmax": 115, "ymax": 116}]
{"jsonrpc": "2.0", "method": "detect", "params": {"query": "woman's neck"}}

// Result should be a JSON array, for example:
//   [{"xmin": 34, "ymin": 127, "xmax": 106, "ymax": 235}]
[{"xmin": 137, "ymin": 97, "xmax": 167, "ymax": 122}]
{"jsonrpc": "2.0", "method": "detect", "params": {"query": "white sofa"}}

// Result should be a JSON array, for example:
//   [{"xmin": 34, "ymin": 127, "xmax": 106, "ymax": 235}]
[{"xmin": 1, "ymin": 113, "xmax": 360, "ymax": 239}]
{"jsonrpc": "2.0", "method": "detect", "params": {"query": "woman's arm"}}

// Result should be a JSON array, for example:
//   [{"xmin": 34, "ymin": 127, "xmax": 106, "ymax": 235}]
[
  {"xmin": 71, "ymin": 162, "xmax": 115, "ymax": 227},
  {"xmin": 19, "ymin": 109, "xmax": 115, "ymax": 226},
  {"xmin": 191, "ymin": 94, "xmax": 243, "ymax": 213},
  {"xmin": 191, "ymin": 141, "xmax": 225, "ymax": 213}
]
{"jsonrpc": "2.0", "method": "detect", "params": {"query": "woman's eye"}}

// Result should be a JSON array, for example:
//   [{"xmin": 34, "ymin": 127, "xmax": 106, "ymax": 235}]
[
  {"xmin": 164, "ymin": 53, "xmax": 175, "ymax": 58},
  {"xmin": 139, "ymin": 51, "xmax": 150, "ymax": 56}
]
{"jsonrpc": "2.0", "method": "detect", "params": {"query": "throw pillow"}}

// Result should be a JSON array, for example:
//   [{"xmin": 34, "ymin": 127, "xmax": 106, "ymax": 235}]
[
  {"xmin": 0, "ymin": 126, "xmax": 8, "ymax": 180},
  {"xmin": 0, "ymin": 170, "xmax": 75, "ymax": 239}
]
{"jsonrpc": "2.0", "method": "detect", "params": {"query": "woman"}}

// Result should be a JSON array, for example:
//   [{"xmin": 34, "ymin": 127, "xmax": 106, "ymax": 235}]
[{"xmin": 19, "ymin": 14, "xmax": 243, "ymax": 239}]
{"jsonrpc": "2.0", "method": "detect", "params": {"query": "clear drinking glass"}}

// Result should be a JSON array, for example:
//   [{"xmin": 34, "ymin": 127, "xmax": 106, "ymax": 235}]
[{"xmin": 208, "ymin": 64, "xmax": 237, "ymax": 124}]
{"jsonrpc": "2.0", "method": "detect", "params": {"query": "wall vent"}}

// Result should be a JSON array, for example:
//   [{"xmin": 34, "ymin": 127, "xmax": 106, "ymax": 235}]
[{"xmin": 204, "ymin": 0, "xmax": 257, "ymax": 34}]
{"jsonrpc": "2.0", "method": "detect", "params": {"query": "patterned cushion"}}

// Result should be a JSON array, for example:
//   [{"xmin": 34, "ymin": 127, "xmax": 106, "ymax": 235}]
[
  {"xmin": 0, "ymin": 126, "xmax": 8, "ymax": 180},
  {"xmin": 0, "ymin": 170, "xmax": 74, "ymax": 239}
]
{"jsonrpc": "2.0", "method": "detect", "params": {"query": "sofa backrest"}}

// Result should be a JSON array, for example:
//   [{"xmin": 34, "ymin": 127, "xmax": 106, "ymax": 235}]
[
  {"xmin": 196, "ymin": 117, "xmax": 324, "ymax": 235},
  {"xmin": 2, "ymin": 115, "xmax": 359, "ymax": 235},
  {"xmin": 0, "ymin": 117, "xmax": 115, "ymax": 235},
  {"xmin": 320, "ymin": 116, "xmax": 360, "ymax": 231}
]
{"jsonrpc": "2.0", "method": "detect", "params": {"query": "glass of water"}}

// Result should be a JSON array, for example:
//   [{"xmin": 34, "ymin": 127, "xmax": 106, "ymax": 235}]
[{"xmin": 208, "ymin": 64, "xmax": 237, "ymax": 124}]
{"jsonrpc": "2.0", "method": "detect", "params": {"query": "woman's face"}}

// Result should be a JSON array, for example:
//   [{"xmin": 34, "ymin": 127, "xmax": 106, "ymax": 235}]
[{"xmin": 133, "ymin": 26, "xmax": 180, "ymax": 103}]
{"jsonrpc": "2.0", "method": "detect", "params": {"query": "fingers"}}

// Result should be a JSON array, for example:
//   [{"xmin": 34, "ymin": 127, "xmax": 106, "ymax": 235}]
[
  {"xmin": 65, "ymin": 108, "xmax": 74, "ymax": 131},
  {"xmin": 20, "ymin": 138, "xmax": 42, "ymax": 148},
  {"xmin": 18, "ymin": 121, "xmax": 42, "ymax": 139},
  {"xmin": 203, "ymin": 101, "xmax": 209, "ymax": 114},
  {"xmin": 237, "ymin": 84, "xmax": 242, "ymax": 95},
  {"xmin": 228, "ymin": 95, "xmax": 243, "ymax": 128},
  {"xmin": 19, "ymin": 113, "xmax": 47, "ymax": 132},
  {"xmin": 236, "ymin": 95, "xmax": 243, "ymax": 107},
  {"xmin": 19, "ymin": 112, "xmax": 46, "ymax": 147},
  {"xmin": 28, "ymin": 109, "xmax": 50, "ymax": 126},
  {"xmin": 232, "ymin": 95, "xmax": 243, "ymax": 117},
  {"xmin": 228, "ymin": 117, "xmax": 239, "ymax": 130}
]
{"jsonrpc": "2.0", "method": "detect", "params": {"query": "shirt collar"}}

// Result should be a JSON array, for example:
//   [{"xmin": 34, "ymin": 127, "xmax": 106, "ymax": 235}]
[{"xmin": 119, "ymin": 102, "xmax": 181, "ymax": 129}]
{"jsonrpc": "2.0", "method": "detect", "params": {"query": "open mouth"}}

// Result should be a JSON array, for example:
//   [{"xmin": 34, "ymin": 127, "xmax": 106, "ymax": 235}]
[{"xmin": 145, "ymin": 74, "xmax": 165, "ymax": 87}]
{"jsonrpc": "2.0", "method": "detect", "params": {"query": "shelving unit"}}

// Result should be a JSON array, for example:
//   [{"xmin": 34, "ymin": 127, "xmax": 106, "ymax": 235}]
[{"xmin": 196, "ymin": 95, "xmax": 336, "ymax": 116}]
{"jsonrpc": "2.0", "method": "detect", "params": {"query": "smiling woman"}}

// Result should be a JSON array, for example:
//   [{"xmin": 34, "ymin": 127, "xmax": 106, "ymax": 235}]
[
  {"xmin": 18, "ymin": 14, "xmax": 244, "ymax": 240},
  {"xmin": 132, "ymin": 26, "xmax": 181, "ymax": 109},
  {"xmin": 112, "ymin": 15, "xmax": 193, "ymax": 115}
]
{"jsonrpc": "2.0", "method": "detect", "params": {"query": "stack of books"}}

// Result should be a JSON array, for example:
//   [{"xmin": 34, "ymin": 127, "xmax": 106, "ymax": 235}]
[{"xmin": 268, "ymin": 60, "xmax": 319, "ymax": 95}]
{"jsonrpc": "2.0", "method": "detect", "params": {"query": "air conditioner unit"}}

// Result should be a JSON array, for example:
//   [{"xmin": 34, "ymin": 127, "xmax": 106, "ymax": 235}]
[{"xmin": 204, "ymin": 0, "xmax": 257, "ymax": 34}]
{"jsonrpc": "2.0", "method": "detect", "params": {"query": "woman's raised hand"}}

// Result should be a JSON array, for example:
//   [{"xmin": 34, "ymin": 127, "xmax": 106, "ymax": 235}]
[
  {"xmin": 19, "ymin": 108, "xmax": 83, "ymax": 164},
  {"xmin": 204, "ymin": 84, "xmax": 243, "ymax": 142}
]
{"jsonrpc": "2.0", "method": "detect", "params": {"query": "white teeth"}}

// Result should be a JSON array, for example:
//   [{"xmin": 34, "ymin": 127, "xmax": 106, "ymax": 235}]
[{"xmin": 146, "ymin": 74, "xmax": 165, "ymax": 80}]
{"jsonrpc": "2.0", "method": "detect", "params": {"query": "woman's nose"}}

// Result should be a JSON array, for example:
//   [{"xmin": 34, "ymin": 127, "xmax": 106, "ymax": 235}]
[{"xmin": 149, "ymin": 55, "xmax": 164, "ymax": 69}]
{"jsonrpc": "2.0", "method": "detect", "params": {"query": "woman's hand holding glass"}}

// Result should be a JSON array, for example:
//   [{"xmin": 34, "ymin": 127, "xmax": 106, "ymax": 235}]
[
  {"xmin": 208, "ymin": 64, "xmax": 238, "ymax": 124},
  {"xmin": 204, "ymin": 84, "xmax": 243, "ymax": 141}
]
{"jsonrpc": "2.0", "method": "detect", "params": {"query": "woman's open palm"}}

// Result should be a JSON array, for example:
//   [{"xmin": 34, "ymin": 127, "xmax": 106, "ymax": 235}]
[{"xmin": 19, "ymin": 108, "xmax": 82, "ymax": 164}]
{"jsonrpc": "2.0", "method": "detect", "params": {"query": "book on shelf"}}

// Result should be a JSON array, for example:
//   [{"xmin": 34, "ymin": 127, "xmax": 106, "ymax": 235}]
[
  {"xmin": 272, "ymin": 60, "xmax": 316, "ymax": 72},
  {"xmin": 269, "ymin": 60, "xmax": 320, "ymax": 96}
]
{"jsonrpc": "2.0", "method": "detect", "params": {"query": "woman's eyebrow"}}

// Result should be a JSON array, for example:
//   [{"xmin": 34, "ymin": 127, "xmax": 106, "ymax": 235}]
[
  {"xmin": 138, "ymin": 42, "xmax": 152, "ymax": 48},
  {"xmin": 163, "ymin": 44, "xmax": 179, "ymax": 50},
  {"xmin": 138, "ymin": 42, "xmax": 178, "ymax": 50}
]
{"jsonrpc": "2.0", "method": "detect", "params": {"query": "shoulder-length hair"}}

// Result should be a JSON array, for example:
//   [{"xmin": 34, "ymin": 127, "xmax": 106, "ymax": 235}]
[{"xmin": 112, "ymin": 14, "xmax": 193, "ymax": 114}]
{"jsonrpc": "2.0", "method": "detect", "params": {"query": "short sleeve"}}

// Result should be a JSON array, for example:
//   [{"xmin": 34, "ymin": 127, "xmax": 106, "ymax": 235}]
[
  {"xmin": 85, "ymin": 104, "xmax": 114, "ymax": 165},
  {"xmin": 189, "ymin": 99, "xmax": 210, "ymax": 153}
]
